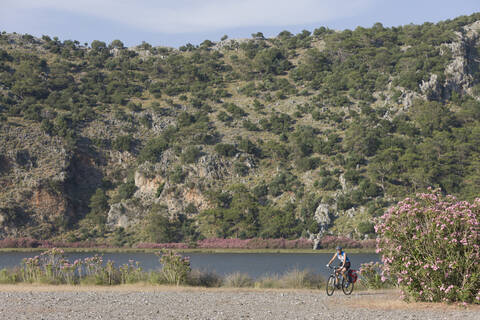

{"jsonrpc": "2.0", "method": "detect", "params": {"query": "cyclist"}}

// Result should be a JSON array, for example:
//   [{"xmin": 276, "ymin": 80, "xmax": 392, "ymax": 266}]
[{"xmin": 326, "ymin": 246, "xmax": 351, "ymax": 287}]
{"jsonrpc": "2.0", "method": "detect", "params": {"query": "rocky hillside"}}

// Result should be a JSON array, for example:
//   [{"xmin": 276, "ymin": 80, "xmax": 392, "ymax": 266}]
[{"xmin": 1, "ymin": 13, "xmax": 480, "ymax": 245}]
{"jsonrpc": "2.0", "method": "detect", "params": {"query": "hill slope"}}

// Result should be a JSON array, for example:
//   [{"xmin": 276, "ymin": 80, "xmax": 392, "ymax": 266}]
[{"xmin": 1, "ymin": 13, "xmax": 480, "ymax": 244}]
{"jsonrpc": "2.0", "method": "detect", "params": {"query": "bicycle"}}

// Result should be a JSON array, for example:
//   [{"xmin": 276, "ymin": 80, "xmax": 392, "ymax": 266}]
[{"xmin": 326, "ymin": 265, "xmax": 354, "ymax": 296}]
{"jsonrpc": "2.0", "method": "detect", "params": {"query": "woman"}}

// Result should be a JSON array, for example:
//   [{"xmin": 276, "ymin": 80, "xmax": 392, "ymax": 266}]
[{"xmin": 326, "ymin": 246, "xmax": 351, "ymax": 287}]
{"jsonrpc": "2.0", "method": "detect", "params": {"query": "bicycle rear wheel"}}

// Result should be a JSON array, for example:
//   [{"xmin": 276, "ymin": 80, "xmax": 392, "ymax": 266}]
[
  {"xmin": 342, "ymin": 278, "xmax": 354, "ymax": 295},
  {"xmin": 326, "ymin": 275, "xmax": 336, "ymax": 296}
]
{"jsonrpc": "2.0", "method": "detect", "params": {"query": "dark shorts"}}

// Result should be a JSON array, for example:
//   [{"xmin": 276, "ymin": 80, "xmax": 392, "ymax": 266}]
[{"xmin": 339, "ymin": 261, "xmax": 351, "ymax": 270}]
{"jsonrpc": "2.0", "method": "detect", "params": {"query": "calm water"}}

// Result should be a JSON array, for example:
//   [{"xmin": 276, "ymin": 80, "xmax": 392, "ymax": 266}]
[{"xmin": 0, "ymin": 252, "xmax": 379, "ymax": 278}]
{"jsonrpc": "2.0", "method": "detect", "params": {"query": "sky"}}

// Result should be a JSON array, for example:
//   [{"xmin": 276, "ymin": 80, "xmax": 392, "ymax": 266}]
[{"xmin": 1, "ymin": 0, "xmax": 479, "ymax": 48}]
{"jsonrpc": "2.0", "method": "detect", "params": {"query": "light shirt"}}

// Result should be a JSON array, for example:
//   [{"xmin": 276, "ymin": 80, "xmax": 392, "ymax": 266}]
[{"xmin": 336, "ymin": 251, "xmax": 350, "ymax": 263}]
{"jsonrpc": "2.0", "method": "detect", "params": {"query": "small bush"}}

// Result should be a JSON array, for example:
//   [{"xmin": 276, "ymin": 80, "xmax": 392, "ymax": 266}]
[
  {"xmin": 181, "ymin": 146, "xmax": 201, "ymax": 164},
  {"xmin": 112, "ymin": 135, "xmax": 133, "ymax": 152},
  {"xmin": 116, "ymin": 180, "xmax": 137, "ymax": 200},
  {"xmin": 255, "ymin": 275, "xmax": 281, "ymax": 288},
  {"xmin": 0, "ymin": 268, "xmax": 20, "ymax": 284},
  {"xmin": 224, "ymin": 272, "xmax": 253, "ymax": 287},
  {"xmin": 186, "ymin": 269, "xmax": 223, "ymax": 287},
  {"xmin": 169, "ymin": 166, "xmax": 186, "ymax": 184},
  {"xmin": 215, "ymin": 143, "xmax": 237, "ymax": 157},
  {"xmin": 255, "ymin": 270, "xmax": 324, "ymax": 289},
  {"xmin": 280, "ymin": 269, "xmax": 323, "ymax": 289},
  {"xmin": 358, "ymin": 262, "xmax": 393, "ymax": 289},
  {"xmin": 157, "ymin": 249, "xmax": 191, "ymax": 286},
  {"xmin": 234, "ymin": 162, "xmax": 249, "ymax": 176},
  {"xmin": 138, "ymin": 137, "xmax": 169, "ymax": 163}
]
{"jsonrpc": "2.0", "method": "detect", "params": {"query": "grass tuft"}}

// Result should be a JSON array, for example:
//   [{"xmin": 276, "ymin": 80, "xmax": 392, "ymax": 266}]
[{"xmin": 223, "ymin": 272, "xmax": 254, "ymax": 288}]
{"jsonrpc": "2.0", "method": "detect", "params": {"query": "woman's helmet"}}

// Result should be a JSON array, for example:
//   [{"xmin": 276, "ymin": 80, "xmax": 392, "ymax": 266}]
[{"xmin": 336, "ymin": 246, "xmax": 342, "ymax": 251}]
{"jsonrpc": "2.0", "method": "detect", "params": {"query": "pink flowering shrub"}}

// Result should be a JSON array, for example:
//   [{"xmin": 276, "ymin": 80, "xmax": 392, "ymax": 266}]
[
  {"xmin": 196, "ymin": 238, "xmax": 314, "ymax": 249},
  {"xmin": 157, "ymin": 249, "xmax": 191, "ymax": 285},
  {"xmin": 358, "ymin": 262, "xmax": 394, "ymax": 289},
  {"xmin": 19, "ymin": 248, "xmax": 144, "ymax": 285},
  {"xmin": 375, "ymin": 189, "xmax": 480, "ymax": 304}
]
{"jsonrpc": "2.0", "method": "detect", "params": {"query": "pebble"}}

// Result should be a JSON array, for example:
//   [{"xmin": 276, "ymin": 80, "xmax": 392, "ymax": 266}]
[{"xmin": 0, "ymin": 289, "xmax": 478, "ymax": 320}]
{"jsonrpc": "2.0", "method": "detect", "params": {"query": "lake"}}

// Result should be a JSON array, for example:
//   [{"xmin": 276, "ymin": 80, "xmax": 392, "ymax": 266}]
[{"xmin": 0, "ymin": 252, "xmax": 380, "ymax": 278}]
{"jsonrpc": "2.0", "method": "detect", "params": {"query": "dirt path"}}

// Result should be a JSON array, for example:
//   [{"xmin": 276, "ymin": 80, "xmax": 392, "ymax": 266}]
[{"xmin": 0, "ymin": 285, "xmax": 477, "ymax": 319}]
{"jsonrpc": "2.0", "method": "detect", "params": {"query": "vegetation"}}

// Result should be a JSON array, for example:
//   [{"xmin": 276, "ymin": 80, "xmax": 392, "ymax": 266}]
[
  {"xmin": 376, "ymin": 189, "xmax": 480, "ymax": 304},
  {"xmin": 0, "ymin": 248, "xmax": 324, "ymax": 289},
  {"xmin": 1, "ymin": 13, "xmax": 480, "ymax": 244}
]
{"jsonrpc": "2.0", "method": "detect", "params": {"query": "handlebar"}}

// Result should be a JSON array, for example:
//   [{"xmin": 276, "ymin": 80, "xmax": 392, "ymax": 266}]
[{"xmin": 326, "ymin": 265, "xmax": 340, "ymax": 270}]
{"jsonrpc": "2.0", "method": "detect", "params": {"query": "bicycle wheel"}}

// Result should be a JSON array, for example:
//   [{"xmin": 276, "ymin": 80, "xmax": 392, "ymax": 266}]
[
  {"xmin": 342, "ymin": 277, "xmax": 354, "ymax": 295},
  {"xmin": 326, "ymin": 275, "xmax": 336, "ymax": 296}
]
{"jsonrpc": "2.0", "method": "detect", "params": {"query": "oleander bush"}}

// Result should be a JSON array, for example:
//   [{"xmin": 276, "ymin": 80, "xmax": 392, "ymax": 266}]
[
  {"xmin": 375, "ymin": 189, "xmax": 480, "ymax": 304},
  {"xmin": 18, "ymin": 248, "xmax": 145, "ymax": 285},
  {"xmin": 358, "ymin": 261, "xmax": 394, "ymax": 289},
  {"xmin": 157, "ymin": 249, "xmax": 191, "ymax": 285}
]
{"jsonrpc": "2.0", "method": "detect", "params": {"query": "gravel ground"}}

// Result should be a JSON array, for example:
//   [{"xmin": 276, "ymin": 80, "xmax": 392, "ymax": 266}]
[{"xmin": 0, "ymin": 286, "xmax": 478, "ymax": 320}]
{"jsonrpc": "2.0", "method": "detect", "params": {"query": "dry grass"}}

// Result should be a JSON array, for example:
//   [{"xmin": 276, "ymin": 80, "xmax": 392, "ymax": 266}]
[{"xmin": 344, "ymin": 289, "xmax": 480, "ymax": 311}]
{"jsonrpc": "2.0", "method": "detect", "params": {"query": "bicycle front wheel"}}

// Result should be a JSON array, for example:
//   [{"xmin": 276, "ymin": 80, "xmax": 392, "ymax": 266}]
[
  {"xmin": 326, "ymin": 275, "xmax": 336, "ymax": 296},
  {"xmin": 342, "ymin": 278, "xmax": 354, "ymax": 295}
]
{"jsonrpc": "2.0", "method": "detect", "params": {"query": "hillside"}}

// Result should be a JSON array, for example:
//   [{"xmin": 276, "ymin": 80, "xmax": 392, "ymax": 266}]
[{"xmin": 1, "ymin": 13, "xmax": 480, "ymax": 245}]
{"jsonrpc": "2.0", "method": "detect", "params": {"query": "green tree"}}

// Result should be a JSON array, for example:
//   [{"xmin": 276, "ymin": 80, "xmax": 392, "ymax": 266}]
[{"xmin": 87, "ymin": 188, "xmax": 109, "ymax": 225}]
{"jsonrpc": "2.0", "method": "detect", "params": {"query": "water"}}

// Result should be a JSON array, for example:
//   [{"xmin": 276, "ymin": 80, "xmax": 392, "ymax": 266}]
[{"xmin": 0, "ymin": 252, "xmax": 379, "ymax": 278}]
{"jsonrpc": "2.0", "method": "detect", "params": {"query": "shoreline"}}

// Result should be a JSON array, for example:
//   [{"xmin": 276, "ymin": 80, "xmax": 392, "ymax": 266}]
[{"xmin": 0, "ymin": 247, "xmax": 376, "ymax": 254}]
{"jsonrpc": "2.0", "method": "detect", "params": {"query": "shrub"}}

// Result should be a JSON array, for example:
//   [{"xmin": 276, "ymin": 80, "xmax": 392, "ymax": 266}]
[
  {"xmin": 215, "ymin": 143, "xmax": 237, "ymax": 157},
  {"xmin": 224, "ymin": 272, "xmax": 253, "ymax": 287},
  {"xmin": 358, "ymin": 262, "xmax": 393, "ymax": 289},
  {"xmin": 119, "ymin": 260, "xmax": 145, "ymax": 284},
  {"xmin": 145, "ymin": 212, "xmax": 180, "ymax": 243},
  {"xmin": 234, "ymin": 162, "xmax": 249, "ymax": 176},
  {"xmin": 280, "ymin": 269, "xmax": 323, "ymax": 289},
  {"xmin": 254, "ymin": 275, "xmax": 281, "ymax": 288},
  {"xmin": 169, "ymin": 165, "xmax": 186, "ymax": 184},
  {"xmin": 318, "ymin": 176, "xmax": 340, "ymax": 191},
  {"xmin": 217, "ymin": 111, "xmax": 232, "ymax": 124},
  {"xmin": 157, "ymin": 249, "xmax": 191, "ymax": 286},
  {"xmin": 254, "ymin": 270, "xmax": 324, "ymax": 289},
  {"xmin": 0, "ymin": 268, "xmax": 20, "ymax": 284},
  {"xmin": 88, "ymin": 188, "xmax": 109, "ymax": 225},
  {"xmin": 357, "ymin": 221, "xmax": 375, "ymax": 235},
  {"xmin": 242, "ymin": 119, "xmax": 260, "ymax": 131},
  {"xmin": 112, "ymin": 135, "xmax": 133, "ymax": 152},
  {"xmin": 375, "ymin": 189, "xmax": 480, "ymax": 304},
  {"xmin": 138, "ymin": 137, "xmax": 169, "ymax": 163},
  {"xmin": 181, "ymin": 146, "xmax": 201, "ymax": 164},
  {"xmin": 224, "ymin": 103, "xmax": 247, "ymax": 118},
  {"xmin": 296, "ymin": 156, "xmax": 321, "ymax": 172},
  {"xmin": 116, "ymin": 180, "xmax": 137, "ymax": 200},
  {"xmin": 186, "ymin": 269, "xmax": 222, "ymax": 287}
]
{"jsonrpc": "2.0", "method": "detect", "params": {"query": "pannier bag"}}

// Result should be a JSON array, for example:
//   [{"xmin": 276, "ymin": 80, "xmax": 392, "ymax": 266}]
[{"xmin": 347, "ymin": 269, "xmax": 358, "ymax": 283}]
